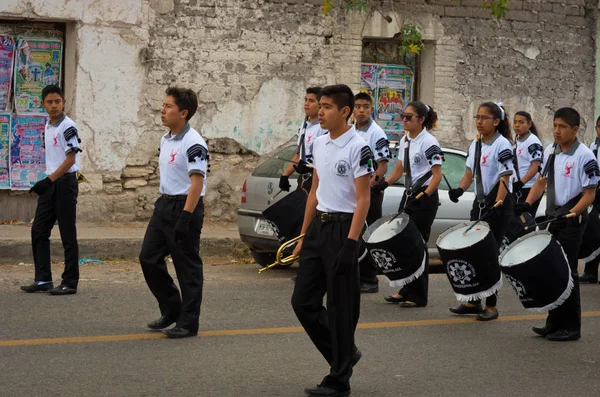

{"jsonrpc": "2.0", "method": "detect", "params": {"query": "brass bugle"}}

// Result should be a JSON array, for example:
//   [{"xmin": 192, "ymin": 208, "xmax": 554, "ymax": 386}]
[{"xmin": 258, "ymin": 233, "xmax": 305, "ymax": 273}]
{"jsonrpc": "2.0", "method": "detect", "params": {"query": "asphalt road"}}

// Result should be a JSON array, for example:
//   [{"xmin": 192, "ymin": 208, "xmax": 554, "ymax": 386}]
[{"xmin": 1, "ymin": 259, "xmax": 600, "ymax": 397}]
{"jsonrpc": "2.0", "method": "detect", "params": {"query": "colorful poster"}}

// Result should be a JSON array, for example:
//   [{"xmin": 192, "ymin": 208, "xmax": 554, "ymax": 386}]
[
  {"xmin": 360, "ymin": 63, "xmax": 414, "ymax": 142},
  {"xmin": 0, "ymin": 35, "xmax": 14, "ymax": 111},
  {"xmin": 10, "ymin": 114, "xmax": 46, "ymax": 190},
  {"xmin": 0, "ymin": 113, "xmax": 9, "ymax": 189},
  {"xmin": 13, "ymin": 38, "xmax": 62, "ymax": 114}
]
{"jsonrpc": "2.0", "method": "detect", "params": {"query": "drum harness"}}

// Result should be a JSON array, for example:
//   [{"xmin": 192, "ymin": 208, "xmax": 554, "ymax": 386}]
[
  {"xmin": 398, "ymin": 134, "xmax": 432, "ymax": 211},
  {"xmin": 512, "ymin": 139, "xmax": 523, "ymax": 200},
  {"xmin": 473, "ymin": 135, "xmax": 496, "ymax": 219}
]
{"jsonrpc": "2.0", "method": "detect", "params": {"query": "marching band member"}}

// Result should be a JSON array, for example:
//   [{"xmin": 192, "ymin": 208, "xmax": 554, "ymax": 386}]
[
  {"xmin": 516, "ymin": 107, "xmax": 599, "ymax": 341},
  {"xmin": 373, "ymin": 101, "xmax": 443, "ymax": 308},
  {"xmin": 512, "ymin": 111, "xmax": 544, "ymax": 215},
  {"xmin": 353, "ymin": 92, "xmax": 390, "ymax": 294},
  {"xmin": 280, "ymin": 87, "xmax": 327, "ymax": 193},
  {"xmin": 21, "ymin": 84, "xmax": 82, "ymax": 295},
  {"xmin": 447, "ymin": 102, "xmax": 514, "ymax": 321},
  {"xmin": 139, "ymin": 87, "xmax": 208, "ymax": 339},
  {"xmin": 291, "ymin": 85, "xmax": 373, "ymax": 397},
  {"xmin": 579, "ymin": 115, "xmax": 600, "ymax": 284}
]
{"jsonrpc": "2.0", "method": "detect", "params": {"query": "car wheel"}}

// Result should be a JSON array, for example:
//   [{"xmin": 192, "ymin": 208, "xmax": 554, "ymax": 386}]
[{"xmin": 250, "ymin": 251, "xmax": 294, "ymax": 269}]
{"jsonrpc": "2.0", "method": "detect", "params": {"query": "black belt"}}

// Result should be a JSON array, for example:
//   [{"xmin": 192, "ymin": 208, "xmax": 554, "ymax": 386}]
[
  {"xmin": 161, "ymin": 194, "xmax": 188, "ymax": 202},
  {"xmin": 316, "ymin": 211, "xmax": 353, "ymax": 223}
]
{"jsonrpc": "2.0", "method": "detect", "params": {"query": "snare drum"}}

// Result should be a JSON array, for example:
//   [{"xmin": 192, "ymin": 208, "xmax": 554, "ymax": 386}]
[
  {"xmin": 436, "ymin": 221, "xmax": 502, "ymax": 302},
  {"xmin": 262, "ymin": 189, "xmax": 307, "ymax": 243},
  {"xmin": 499, "ymin": 231, "xmax": 573, "ymax": 311},
  {"xmin": 578, "ymin": 207, "xmax": 600, "ymax": 264},
  {"xmin": 363, "ymin": 213, "xmax": 426, "ymax": 288}
]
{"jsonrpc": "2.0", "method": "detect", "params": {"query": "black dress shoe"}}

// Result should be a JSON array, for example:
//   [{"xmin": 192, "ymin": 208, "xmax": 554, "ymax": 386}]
[
  {"xmin": 20, "ymin": 282, "xmax": 54, "ymax": 293},
  {"xmin": 304, "ymin": 385, "xmax": 350, "ymax": 397},
  {"xmin": 384, "ymin": 295, "xmax": 405, "ymax": 303},
  {"xmin": 360, "ymin": 282, "xmax": 379, "ymax": 294},
  {"xmin": 147, "ymin": 316, "xmax": 176, "ymax": 330},
  {"xmin": 546, "ymin": 329, "xmax": 581, "ymax": 342},
  {"xmin": 48, "ymin": 284, "xmax": 77, "ymax": 295},
  {"xmin": 579, "ymin": 273, "xmax": 599, "ymax": 283},
  {"xmin": 449, "ymin": 304, "xmax": 483, "ymax": 315},
  {"xmin": 532, "ymin": 326, "xmax": 554, "ymax": 337},
  {"xmin": 162, "ymin": 327, "xmax": 197, "ymax": 339},
  {"xmin": 351, "ymin": 347, "xmax": 361, "ymax": 367},
  {"xmin": 400, "ymin": 301, "xmax": 425, "ymax": 308},
  {"xmin": 476, "ymin": 308, "xmax": 499, "ymax": 321}
]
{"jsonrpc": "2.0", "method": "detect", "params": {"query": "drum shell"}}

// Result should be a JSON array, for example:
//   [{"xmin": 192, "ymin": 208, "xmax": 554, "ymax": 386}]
[
  {"xmin": 500, "ymin": 232, "xmax": 572, "ymax": 311},
  {"xmin": 363, "ymin": 213, "xmax": 426, "ymax": 287},
  {"xmin": 578, "ymin": 208, "xmax": 600, "ymax": 263},
  {"xmin": 262, "ymin": 189, "xmax": 307, "ymax": 243},
  {"xmin": 436, "ymin": 222, "xmax": 502, "ymax": 301}
]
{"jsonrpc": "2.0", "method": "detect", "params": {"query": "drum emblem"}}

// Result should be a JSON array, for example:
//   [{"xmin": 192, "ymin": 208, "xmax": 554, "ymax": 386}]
[
  {"xmin": 448, "ymin": 260, "xmax": 475, "ymax": 284},
  {"xmin": 335, "ymin": 160, "xmax": 351, "ymax": 177},
  {"xmin": 370, "ymin": 249, "xmax": 397, "ymax": 270},
  {"xmin": 505, "ymin": 274, "xmax": 527, "ymax": 300}
]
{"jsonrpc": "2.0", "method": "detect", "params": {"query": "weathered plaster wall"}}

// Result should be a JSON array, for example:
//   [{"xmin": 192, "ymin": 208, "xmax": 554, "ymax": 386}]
[{"xmin": 0, "ymin": 0, "xmax": 597, "ymax": 223}]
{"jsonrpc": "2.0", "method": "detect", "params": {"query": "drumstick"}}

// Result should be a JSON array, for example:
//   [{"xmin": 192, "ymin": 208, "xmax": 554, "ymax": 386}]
[
  {"xmin": 268, "ymin": 189, "xmax": 284, "ymax": 205},
  {"xmin": 462, "ymin": 200, "xmax": 503, "ymax": 235},
  {"xmin": 387, "ymin": 193, "xmax": 424, "ymax": 224},
  {"xmin": 442, "ymin": 174, "xmax": 453, "ymax": 190},
  {"xmin": 525, "ymin": 212, "xmax": 576, "ymax": 231},
  {"xmin": 500, "ymin": 179, "xmax": 517, "ymax": 206}
]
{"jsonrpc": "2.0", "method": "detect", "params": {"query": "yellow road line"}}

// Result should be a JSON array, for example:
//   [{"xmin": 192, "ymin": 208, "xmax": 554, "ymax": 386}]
[{"xmin": 2, "ymin": 311, "xmax": 600, "ymax": 347}]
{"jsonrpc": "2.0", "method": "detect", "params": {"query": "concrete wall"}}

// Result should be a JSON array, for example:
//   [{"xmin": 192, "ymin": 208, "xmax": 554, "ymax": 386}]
[{"xmin": 0, "ymin": 0, "xmax": 597, "ymax": 223}]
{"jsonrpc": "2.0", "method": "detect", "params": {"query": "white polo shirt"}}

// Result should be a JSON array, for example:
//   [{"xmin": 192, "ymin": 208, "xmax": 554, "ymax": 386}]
[
  {"xmin": 356, "ymin": 118, "xmax": 390, "ymax": 163},
  {"xmin": 296, "ymin": 119, "xmax": 328, "ymax": 164},
  {"xmin": 397, "ymin": 128, "xmax": 443, "ymax": 187},
  {"xmin": 44, "ymin": 113, "xmax": 81, "ymax": 175},
  {"xmin": 466, "ymin": 133, "xmax": 514, "ymax": 195},
  {"xmin": 312, "ymin": 126, "xmax": 373, "ymax": 213},
  {"xmin": 158, "ymin": 124, "xmax": 208, "ymax": 196},
  {"xmin": 541, "ymin": 140, "xmax": 599, "ymax": 206},
  {"xmin": 513, "ymin": 132, "xmax": 543, "ymax": 188},
  {"xmin": 589, "ymin": 137, "xmax": 600, "ymax": 163}
]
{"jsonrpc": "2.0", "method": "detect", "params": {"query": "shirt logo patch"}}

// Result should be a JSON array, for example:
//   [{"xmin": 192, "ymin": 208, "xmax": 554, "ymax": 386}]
[
  {"xmin": 169, "ymin": 149, "xmax": 180, "ymax": 164},
  {"xmin": 481, "ymin": 153, "xmax": 491, "ymax": 167},
  {"xmin": 518, "ymin": 148, "xmax": 523, "ymax": 156},
  {"xmin": 335, "ymin": 160, "xmax": 351, "ymax": 177},
  {"xmin": 564, "ymin": 161, "xmax": 575, "ymax": 177},
  {"xmin": 432, "ymin": 154, "xmax": 442, "ymax": 162},
  {"xmin": 306, "ymin": 134, "xmax": 313, "ymax": 144},
  {"xmin": 53, "ymin": 135, "xmax": 58, "ymax": 146},
  {"xmin": 413, "ymin": 153, "xmax": 424, "ymax": 165}
]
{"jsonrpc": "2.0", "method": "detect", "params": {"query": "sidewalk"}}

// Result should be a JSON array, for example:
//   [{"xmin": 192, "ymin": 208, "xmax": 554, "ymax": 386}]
[{"xmin": 0, "ymin": 222, "xmax": 245, "ymax": 264}]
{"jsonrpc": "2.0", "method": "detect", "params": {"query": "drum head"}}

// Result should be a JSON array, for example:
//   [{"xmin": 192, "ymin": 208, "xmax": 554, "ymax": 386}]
[
  {"xmin": 436, "ymin": 221, "xmax": 491, "ymax": 250},
  {"xmin": 499, "ymin": 231, "xmax": 552, "ymax": 267},
  {"xmin": 364, "ymin": 213, "xmax": 410, "ymax": 244}
]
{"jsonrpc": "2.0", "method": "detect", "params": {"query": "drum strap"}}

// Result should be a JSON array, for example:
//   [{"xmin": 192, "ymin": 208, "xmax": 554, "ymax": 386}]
[
  {"xmin": 594, "ymin": 137, "xmax": 600, "ymax": 159},
  {"xmin": 513, "ymin": 142, "xmax": 521, "ymax": 182},
  {"xmin": 474, "ymin": 136, "xmax": 485, "ymax": 204},
  {"xmin": 404, "ymin": 136, "xmax": 413, "ymax": 189},
  {"xmin": 298, "ymin": 118, "xmax": 309, "ymax": 163},
  {"xmin": 543, "ymin": 144, "xmax": 558, "ymax": 214}
]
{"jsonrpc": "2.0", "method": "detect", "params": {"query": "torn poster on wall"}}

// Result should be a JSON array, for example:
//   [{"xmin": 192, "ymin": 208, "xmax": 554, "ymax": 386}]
[
  {"xmin": 13, "ymin": 38, "xmax": 62, "ymax": 114},
  {"xmin": 0, "ymin": 113, "xmax": 9, "ymax": 189},
  {"xmin": 0, "ymin": 35, "xmax": 15, "ymax": 112},
  {"xmin": 10, "ymin": 113, "xmax": 46, "ymax": 190}
]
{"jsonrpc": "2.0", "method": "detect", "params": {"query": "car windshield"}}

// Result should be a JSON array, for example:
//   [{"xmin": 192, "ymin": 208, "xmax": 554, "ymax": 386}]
[{"xmin": 252, "ymin": 145, "xmax": 298, "ymax": 178}]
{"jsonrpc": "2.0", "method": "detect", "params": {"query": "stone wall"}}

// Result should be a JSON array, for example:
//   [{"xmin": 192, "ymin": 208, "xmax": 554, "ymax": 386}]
[{"xmin": 0, "ymin": 0, "xmax": 597, "ymax": 222}]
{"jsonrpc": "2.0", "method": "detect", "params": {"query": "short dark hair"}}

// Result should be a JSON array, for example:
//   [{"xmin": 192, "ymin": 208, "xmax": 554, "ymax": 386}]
[
  {"xmin": 354, "ymin": 92, "xmax": 373, "ymax": 104},
  {"xmin": 319, "ymin": 84, "xmax": 355, "ymax": 121},
  {"xmin": 306, "ymin": 86, "xmax": 321, "ymax": 97},
  {"xmin": 42, "ymin": 84, "xmax": 63, "ymax": 101},
  {"xmin": 406, "ymin": 101, "xmax": 437, "ymax": 130},
  {"xmin": 165, "ymin": 87, "xmax": 198, "ymax": 121},
  {"xmin": 554, "ymin": 107, "xmax": 580, "ymax": 128}
]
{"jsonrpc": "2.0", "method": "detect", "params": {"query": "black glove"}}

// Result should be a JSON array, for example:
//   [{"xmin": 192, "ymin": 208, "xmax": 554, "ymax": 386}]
[
  {"xmin": 335, "ymin": 238, "xmax": 358, "ymax": 274},
  {"xmin": 293, "ymin": 161, "xmax": 312, "ymax": 175},
  {"xmin": 448, "ymin": 188, "xmax": 464, "ymax": 203},
  {"xmin": 372, "ymin": 180, "xmax": 388, "ymax": 194},
  {"xmin": 512, "ymin": 180, "xmax": 524, "ymax": 194},
  {"xmin": 514, "ymin": 202, "xmax": 531, "ymax": 215},
  {"xmin": 279, "ymin": 175, "xmax": 291, "ymax": 192},
  {"xmin": 29, "ymin": 177, "xmax": 53, "ymax": 196},
  {"xmin": 175, "ymin": 210, "xmax": 192, "ymax": 243}
]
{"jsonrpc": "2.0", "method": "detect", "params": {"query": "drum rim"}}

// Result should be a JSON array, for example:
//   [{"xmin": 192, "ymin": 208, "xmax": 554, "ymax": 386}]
[
  {"xmin": 498, "ymin": 230, "xmax": 553, "ymax": 267},
  {"xmin": 435, "ymin": 220, "xmax": 492, "ymax": 250},
  {"xmin": 363, "ymin": 212, "xmax": 411, "ymax": 243}
]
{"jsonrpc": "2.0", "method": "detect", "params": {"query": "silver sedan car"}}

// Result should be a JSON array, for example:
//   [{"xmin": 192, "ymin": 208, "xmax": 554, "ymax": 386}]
[{"xmin": 238, "ymin": 144, "xmax": 544, "ymax": 267}]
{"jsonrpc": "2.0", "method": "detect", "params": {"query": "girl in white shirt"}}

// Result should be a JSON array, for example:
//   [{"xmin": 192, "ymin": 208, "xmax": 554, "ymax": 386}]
[{"xmin": 512, "ymin": 111, "xmax": 543, "ymax": 215}]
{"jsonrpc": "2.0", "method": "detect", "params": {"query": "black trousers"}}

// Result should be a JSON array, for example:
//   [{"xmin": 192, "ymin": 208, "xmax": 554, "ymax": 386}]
[
  {"xmin": 584, "ymin": 257, "xmax": 599, "ymax": 276},
  {"xmin": 514, "ymin": 187, "xmax": 542, "ymax": 216},
  {"xmin": 398, "ymin": 190, "xmax": 439, "ymax": 306},
  {"xmin": 31, "ymin": 173, "xmax": 79, "ymax": 288},
  {"xmin": 139, "ymin": 196, "xmax": 204, "ymax": 333},
  {"xmin": 291, "ymin": 216, "xmax": 360, "ymax": 391},
  {"xmin": 468, "ymin": 199, "xmax": 513, "ymax": 307},
  {"xmin": 359, "ymin": 189, "xmax": 384, "ymax": 284},
  {"xmin": 546, "ymin": 213, "xmax": 587, "ymax": 333}
]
